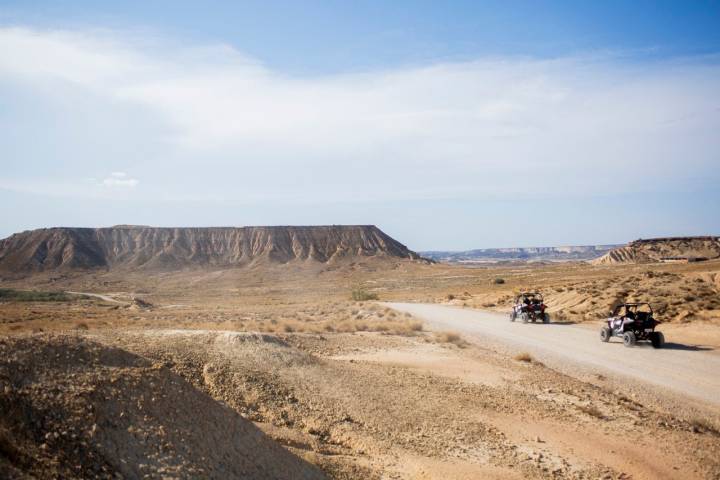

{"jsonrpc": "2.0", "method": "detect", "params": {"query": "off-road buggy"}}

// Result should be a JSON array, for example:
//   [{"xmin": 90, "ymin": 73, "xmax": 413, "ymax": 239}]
[
  {"xmin": 509, "ymin": 292, "xmax": 549, "ymax": 323},
  {"xmin": 600, "ymin": 303, "xmax": 665, "ymax": 348}
]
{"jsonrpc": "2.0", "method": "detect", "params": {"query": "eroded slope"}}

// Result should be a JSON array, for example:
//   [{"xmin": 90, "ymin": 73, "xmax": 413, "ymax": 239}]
[
  {"xmin": 593, "ymin": 237, "xmax": 720, "ymax": 265},
  {"xmin": 0, "ymin": 225, "xmax": 423, "ymax": 275},
  {"xmin": 0, "ymin": 334, "xmax": 325, "ymax": 479}
]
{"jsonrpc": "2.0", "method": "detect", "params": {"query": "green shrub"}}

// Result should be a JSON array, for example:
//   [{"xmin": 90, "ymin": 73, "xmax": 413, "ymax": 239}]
[
  {"xmin": 0, "ymin": 289, "xmax": 75, "ymax": 302},
  {"xmin": 493, "ymin": 278, "xmax": 505, "ymax": 285},
  {"xmin": 351, "ymin": 288, "xmax": 379, "ymax": 301}
]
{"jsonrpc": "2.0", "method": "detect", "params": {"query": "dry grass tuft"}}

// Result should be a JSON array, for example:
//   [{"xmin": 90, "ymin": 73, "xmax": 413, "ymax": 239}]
[
  {"xmin": 434, "ymin": 331, "xmax": 467, "ymax": 347},
  {"xmin": 514, "ymin": 352, "xmax": 533, "ymax": 362},
  {"xmin": 406, "ymin": 320, "xmax": 423, "ymax": 332},
  {"xmin": 689, "ymin": 417, "xmax": 719, "ymax": 435},
  {"xmin": 240, "ymin": 304, "xmax": 428, "ymax": 336}
]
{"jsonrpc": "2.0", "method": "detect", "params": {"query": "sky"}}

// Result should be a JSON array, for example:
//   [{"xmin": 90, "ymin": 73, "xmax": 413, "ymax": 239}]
[{"xmin": 1, "ymin": 1, "xmax": 719, "ymax": 250}]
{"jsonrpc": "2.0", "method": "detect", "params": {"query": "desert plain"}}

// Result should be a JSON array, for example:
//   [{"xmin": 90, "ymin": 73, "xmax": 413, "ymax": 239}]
[{"xmin": 1, "ymin": 227, "xmax": 720, "ymax": 479}]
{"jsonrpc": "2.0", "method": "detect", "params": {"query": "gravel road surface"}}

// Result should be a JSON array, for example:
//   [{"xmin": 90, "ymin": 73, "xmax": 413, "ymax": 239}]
[{"xmin": 386, "ymin": 303, "xmax": 720, "ymax": 407}]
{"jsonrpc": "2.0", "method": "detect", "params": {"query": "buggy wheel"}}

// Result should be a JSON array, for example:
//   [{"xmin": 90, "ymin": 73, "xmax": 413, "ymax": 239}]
[
  {"xmin": 542, "ymin": 313, "xmax": 550, "ymax": 324},
  {"xmin": 623, "ymin": 331, "xmax": 636, "ymax": 347},
  {"xmin": 510, "ymin": 311, "xmax": 516, "ymax": 322},
  {"xmin": 521, "ymin": 313, "xmax": 529, "ymax": 324},
  {"xmin": 650, "ymin": 331, "xmax": 665, "ymax": 349},
  {"xmin": 600, "ymin": 327, "xmax": 611, "ymax": 342}
]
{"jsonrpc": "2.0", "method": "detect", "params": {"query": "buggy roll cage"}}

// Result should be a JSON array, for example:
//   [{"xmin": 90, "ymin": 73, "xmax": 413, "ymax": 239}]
[
  {"xmin": 611, "ymin": 303, "xmax": 653, "ymax": 316},
  {"xmin": 516, "ymin": 292, "xmax": 543, "ymax": 302}
]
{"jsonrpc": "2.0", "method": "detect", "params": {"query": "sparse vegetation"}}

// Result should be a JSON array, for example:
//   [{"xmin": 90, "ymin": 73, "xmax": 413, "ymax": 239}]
[
  {"xmin": 434, "ymin": 331, "xmax": 467, "ymax": 347},
  {"xmin": 1, "ymin": 241, "xmax": 719, "ymax": 477},
  {"xmin": 689, "ymin": 417, "xmax": 719, "ymax": 435},
  {"xmin": 351, "ymin": 287, "xmax": 379, "ymax": 301},
  {"xmin": 0, "ymin": 288, "xmax": 76, "ymax": 302},
  {"xmin": 225, "ymin": 303, "xmax": 427, "ymax": 336},
  {"xmin": 493, "ymin": 278, "xmax": 505, "ymax": 284}
]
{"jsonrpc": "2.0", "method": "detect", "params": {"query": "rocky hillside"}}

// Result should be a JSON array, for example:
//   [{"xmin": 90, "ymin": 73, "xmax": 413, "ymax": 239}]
[
  {"xmin": 593, "ymin": 237, "xmax": 720, "ymax": 265},
  {"xmin": 0, "ymin": 225, "xmax": 423, "ymax": 274},
  {"xmin": 423, "ymin": 244, "xmax": 620, "ymax": 263}
]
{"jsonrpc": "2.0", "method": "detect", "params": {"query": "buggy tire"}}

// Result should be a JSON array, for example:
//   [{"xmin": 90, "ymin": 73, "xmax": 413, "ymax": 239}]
[
  {"xmin": 510, "ymin": 311, "xmax": 516, "ymax": 322},
  {"xmin": 521, "ymin": 313, "xmax": 529, "ymax": 324},
  {"xmin": 600, "ymin": 327, "xmax": 611, "ymax": 342},
  {"xmin": 650, "ymin": 331, "xmax": 665, "ymax": 349},
  {"xmin": 623, "ymin": 331, "xmax": 636, "ymax": 347},
  {"xmin": 542, "ymin": 313, "xmax": 550, "ymax": 324}
]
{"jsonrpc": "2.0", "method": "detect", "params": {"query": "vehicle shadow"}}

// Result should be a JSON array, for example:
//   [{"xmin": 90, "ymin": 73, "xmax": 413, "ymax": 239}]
[
  {"xmin": 611, "ymin": 341, "xmax": 715, "ymax": 352},
  {"xmin": 513, "ymin": 321, "xmax": 578, "ymax": 326},
  {"xmin": 660, "ymin": 342, "xmax": 714, "ymax": 352},
  {"xmin": 604, "ymin": 339, "xmax": 714, "ymax": 351}
]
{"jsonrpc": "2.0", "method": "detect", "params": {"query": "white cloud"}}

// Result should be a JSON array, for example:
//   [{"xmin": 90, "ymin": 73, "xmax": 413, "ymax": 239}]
[
  {"xmin": 0, "ymin": 26, "xmax": 719, "ymax": 204},
  {"xmin": 102, "ymin": 175, "xmax": 138, "ymax": 188}
]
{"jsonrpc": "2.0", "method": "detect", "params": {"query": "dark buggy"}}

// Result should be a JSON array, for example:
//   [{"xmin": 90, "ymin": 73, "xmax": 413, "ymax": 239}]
[
  {"xmin": 509, "ymin": 292, "xmax": 549, "ymax": 324},
  {"xmin": 600, "ymin": 303, "xmax": 665, "ymax": 348}
]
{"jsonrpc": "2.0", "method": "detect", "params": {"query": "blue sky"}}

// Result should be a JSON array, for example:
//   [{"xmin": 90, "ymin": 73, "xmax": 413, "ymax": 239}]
[{"xmin": 1, "ymin": 1, "xmax": 719, "ymax": 250}]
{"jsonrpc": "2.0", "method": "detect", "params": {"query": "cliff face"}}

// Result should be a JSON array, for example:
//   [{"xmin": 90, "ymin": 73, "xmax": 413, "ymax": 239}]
[
  {"xmin": 0, "ymin": 225, "xmax": 422, "ymax": 274},
  {"xmin": 592, "ymin": 236, "xmax": 720, "ymax": 265}
]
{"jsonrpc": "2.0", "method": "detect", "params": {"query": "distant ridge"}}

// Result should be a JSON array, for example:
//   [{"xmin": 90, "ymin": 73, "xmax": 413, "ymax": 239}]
[
  {"xmin": 0, "ymin": 225, "xmax": 424, "ymax": 275},
  {"xmin": 592, "ymin": 236, "xmax": 720, "ymax": 265},
  {"xmin": 422, "ymin": 244, "xmax": 620, "ymax": 264}
]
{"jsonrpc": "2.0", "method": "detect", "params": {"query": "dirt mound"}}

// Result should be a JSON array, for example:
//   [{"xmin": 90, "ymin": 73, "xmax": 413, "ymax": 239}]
[
  {"xmin": 0, "ymin": 334, "xmax": 325, "ymax": 479},
  {"xmin": 0, "ymin": 225, "xmax": 425, "ymax": 276},
  {"xmin": 593, "ymin": 236, "xmax": 720, "ymax": 265}
]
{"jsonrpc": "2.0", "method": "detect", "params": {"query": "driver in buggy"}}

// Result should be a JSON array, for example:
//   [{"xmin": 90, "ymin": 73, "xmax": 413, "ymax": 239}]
[
  {"xmin": 510, "ymin": 292, "xmax": 549, "ymax": 323},
  {"xmin": 602, "ymin": 302, "xmax": 663, "ymax": 347},
  {"xmin": 611, "ymin": 305, "xmax": 632, "ymax": 331},
  {"xmin": 612, "ymin": 304, "xmax": 649, "ymax": 333}
]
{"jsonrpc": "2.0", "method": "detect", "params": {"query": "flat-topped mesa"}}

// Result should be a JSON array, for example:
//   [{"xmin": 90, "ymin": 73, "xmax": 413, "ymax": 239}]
[
  {"xmin": 0, "ymin": 225, "xmax": 425, "ymax": 274},
  {"xmin": 592, "ymin": 236, "xmax": 720, "ymax": 265}
]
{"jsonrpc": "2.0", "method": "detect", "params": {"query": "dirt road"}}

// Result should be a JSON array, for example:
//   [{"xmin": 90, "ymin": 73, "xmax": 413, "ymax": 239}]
[
  {"xmin": 66, "ymin": 291, "xmax": 126, "ymax": 304},
  {"xmin": 386, "ymin": 303, "xmax": 720, "ymax": 408}
]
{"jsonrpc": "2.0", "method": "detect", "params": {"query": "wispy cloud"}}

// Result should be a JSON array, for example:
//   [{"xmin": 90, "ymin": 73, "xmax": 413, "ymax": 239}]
[
  {"xmin": 102, "ymin": 172, "xmax": 138, "ymax": 188},
  {"xmin": 0, "ymin": 26, "xmax": 719, "ymax": 204}
]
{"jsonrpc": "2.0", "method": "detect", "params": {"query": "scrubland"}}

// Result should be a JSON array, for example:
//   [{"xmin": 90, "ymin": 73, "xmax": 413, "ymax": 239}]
[{"xmin": 2, "ymin": 258, "xmax": 720, "ymax": 478}]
